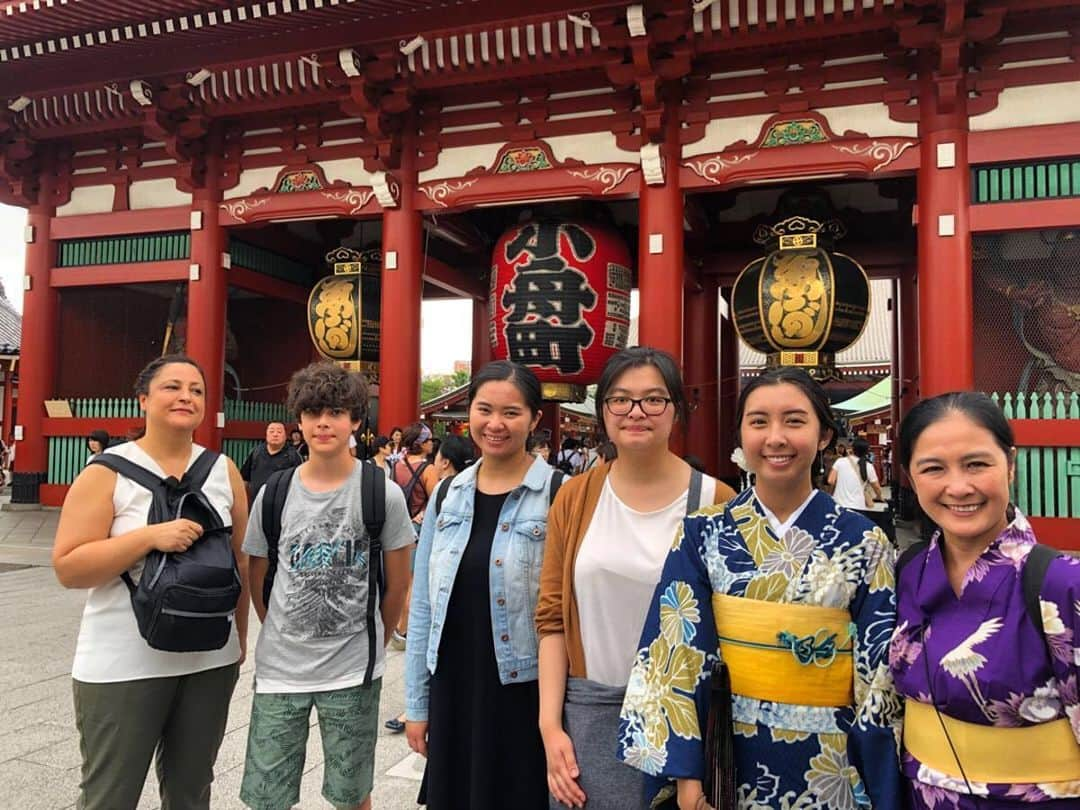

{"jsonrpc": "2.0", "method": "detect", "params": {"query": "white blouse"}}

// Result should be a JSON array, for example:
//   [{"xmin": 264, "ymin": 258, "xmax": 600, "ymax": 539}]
[
  {"xmin": 574, "ymin": 474, "xmax": 715, "ymax": 687},
  {"xmin": 71, "ymin": 441, "xmax": 240, "ymax": 683}
]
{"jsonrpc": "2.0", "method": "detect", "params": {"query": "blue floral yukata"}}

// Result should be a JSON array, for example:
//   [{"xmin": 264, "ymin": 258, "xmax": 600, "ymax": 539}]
[{"xmin": 619, "ymin": 488, "xmax": 903, "ymax": 809}]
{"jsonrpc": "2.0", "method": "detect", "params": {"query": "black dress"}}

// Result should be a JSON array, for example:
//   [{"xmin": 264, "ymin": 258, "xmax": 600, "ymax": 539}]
[{"xmin": 418, "ymin": 490, "xmax": 548, "ymax": 810}]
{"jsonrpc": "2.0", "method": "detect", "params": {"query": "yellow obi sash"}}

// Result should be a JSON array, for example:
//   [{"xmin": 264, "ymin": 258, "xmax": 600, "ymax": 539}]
[
  {"xmin": 712, "ymin": 594, "xmax": 854, "ymax": 707},
  {"xmin": 904, "ymin": 698, "xmax": 1080, "ymax": 784}
]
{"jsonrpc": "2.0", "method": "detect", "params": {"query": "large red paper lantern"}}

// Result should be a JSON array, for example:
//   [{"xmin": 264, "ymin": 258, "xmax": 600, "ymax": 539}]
[{"xmin": 489, "ymin": 221, "xmax": 632, "ymax": 393}]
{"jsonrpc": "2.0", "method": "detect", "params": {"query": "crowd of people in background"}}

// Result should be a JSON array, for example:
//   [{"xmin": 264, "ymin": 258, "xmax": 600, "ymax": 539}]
[{"xmin": 49, "ymin": 348, "xmax": 1080, "ymax": 810}]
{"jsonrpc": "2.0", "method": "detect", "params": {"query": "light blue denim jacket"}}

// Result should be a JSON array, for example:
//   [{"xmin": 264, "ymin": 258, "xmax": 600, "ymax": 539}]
[{"xmin": 405, "ymin": 455, "xmax": 557, "ymax": 721}]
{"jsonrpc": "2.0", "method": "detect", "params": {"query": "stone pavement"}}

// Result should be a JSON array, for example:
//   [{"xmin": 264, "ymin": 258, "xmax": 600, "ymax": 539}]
[{"xmin": 0, "ymin": 540, "xmax": 427, "ymax": 810}]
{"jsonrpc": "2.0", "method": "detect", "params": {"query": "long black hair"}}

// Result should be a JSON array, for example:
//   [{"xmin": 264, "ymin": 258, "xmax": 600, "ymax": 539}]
[
  {"xmin": 468, "ymin": 360, "xmax": 543, "ymax": 415},
  {"xmin": 852, "ymin": 437, "xmax": 871, "ymax": 482},
  {"xmin": 734, "ymin": 367, "xmax": 839, "ymax": 445},
  {"xmin": 898, "ymin": 391, "xmax": 1013, "ymax": 470}
]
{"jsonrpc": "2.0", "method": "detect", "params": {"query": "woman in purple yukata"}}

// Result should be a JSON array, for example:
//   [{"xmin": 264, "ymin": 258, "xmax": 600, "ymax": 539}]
[{"xmin": 891, "ymin": 391, "xmax": 1080, "ymax": 808}]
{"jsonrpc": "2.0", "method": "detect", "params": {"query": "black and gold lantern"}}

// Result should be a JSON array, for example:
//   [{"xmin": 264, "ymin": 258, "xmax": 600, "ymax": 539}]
[
  {"xmin": 732, "ymin": 214, "xmax": 870, "ymax": 380},
  {"xmin": 308, "ymin": 247, "xmax": 381, "ymax": 381}
]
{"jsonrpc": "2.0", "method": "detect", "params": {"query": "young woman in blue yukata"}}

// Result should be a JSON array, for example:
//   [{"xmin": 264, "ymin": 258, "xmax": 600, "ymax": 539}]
[{"xmin": 619, "ymin": 366, "xmax": 902, "ymax": 810}]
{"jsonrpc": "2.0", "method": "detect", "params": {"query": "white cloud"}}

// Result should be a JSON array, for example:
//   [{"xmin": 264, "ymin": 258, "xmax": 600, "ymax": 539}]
[{"xmin": 0, "ymin": 204, "xmax": 27, "ymax": 312}]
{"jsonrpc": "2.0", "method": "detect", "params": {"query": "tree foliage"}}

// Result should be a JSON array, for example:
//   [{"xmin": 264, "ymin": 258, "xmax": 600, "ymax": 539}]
[{"xmin": 420, "ymin": 369, "xmax": 471, "ymax": 404}]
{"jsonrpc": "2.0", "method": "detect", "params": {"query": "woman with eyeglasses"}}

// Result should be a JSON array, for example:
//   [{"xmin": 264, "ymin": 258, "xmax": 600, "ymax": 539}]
[
  {"xmin": 891, "ymin": 392, "xmax": 1080, "ymax": 808},
  {"xmin": 618, "ymin": 367, "xmax": 901, "ymax": 810},
  {"xmin": 536, "ymin": 347, "xmax": 735, "ymax": 809}
]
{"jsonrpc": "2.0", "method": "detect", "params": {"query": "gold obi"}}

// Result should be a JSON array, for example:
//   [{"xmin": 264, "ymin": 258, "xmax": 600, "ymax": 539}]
[
  {"xmin": 904, "ymin": 698, "xmax": 1080, "ymax": 784},
  {"xmin": 712, "ymin": 594, "xmax": 854, "ymax": 707}
]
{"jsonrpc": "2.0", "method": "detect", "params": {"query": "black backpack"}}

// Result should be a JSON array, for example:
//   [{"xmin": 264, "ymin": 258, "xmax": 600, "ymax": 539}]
[
  {"xmin": 91, "ymin": 450, "xmax": 241, "ymax": 653},
  {"xmin": 260, "ymin": 463, "xmax": 386, "ymax": 685},
  {"xmin": 897, "ymin": 540, "xmax": 1059, "ymax": 638}
]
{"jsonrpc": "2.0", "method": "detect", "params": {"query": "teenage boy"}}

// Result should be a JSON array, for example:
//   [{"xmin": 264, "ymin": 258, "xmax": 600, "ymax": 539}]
[{"xmin": 240, "ymin": 362, "xmax": 414, "ymax": 810}]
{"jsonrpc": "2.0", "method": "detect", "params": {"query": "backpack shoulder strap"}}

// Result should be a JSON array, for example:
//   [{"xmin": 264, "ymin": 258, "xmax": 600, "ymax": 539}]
[
  {"xmin": 89, "ymin": 454, "xmax": 164, "ymax": 493},
  {"xmin": 259, "ymin": 467, "xmax": 296, "ymax": 609},
  {"xmin": 361, "ymin": 462, "xmax": 386, "ymax": 545},
  {"xmin": 548, "ymin": 470, "xmax": 565, "ymax": 505},
  {"xmin": 434, "ymin": 475, "xmax": 455, "ymax": 517},
  {"xmin": 896, "ymin": 540, "xmax": 930, "ymax": 578},
  {"xmin": 1024, "ymin": 543, "xmax": 1059, "ymax": 636},
  {"xmin": 685, "ymin": 468, "xmax": 704, "ymax": 516},
  {"xmin": 184, "ymin": 449, "xmax": 220, "ymax": 489},
  {"xmin": 361, "ymin": 462, "xmax": 386, "ymax": 687}
]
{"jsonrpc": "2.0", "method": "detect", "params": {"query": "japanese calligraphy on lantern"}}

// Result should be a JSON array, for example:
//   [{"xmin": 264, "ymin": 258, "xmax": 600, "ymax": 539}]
[{"xmin": 490, "ymin": 221, "xmax": 632, "ymax": 386}]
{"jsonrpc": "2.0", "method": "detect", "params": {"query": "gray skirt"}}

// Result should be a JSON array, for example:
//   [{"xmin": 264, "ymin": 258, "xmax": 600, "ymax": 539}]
[{"xmin": 550, "ymin": 677, "xmax": 648, "ymax": 810}]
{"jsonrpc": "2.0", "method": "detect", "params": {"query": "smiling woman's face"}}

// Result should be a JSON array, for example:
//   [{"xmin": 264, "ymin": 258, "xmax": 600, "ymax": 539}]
[
  {"xmin": 139, "ymin": 362, "xmax": 205, "ymax": 432},
  {"xmin": 469, "ymin": 380, "xmax": 540, "ymax": 461},
  {"xmin": 739, "ymin": 382, "xmax": 829, "ymax": 494},
  {"xmin": 908, "ymin": 410, "xmax": 1014, "ymax": 551}
]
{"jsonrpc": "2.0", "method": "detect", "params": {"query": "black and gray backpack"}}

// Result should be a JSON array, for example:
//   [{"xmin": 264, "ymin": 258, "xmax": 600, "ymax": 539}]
[
  {"xmin": 260, "ymin": 463, "xmax": 386, "ymax": 685},
  {"xmin": 91, "ymin": 450, "xmax": 241, "ymax": 653}
]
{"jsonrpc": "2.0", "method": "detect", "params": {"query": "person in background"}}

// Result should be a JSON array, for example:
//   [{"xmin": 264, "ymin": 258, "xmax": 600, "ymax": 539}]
[
  {"xmin": 892, "ymin": 392, "xmax": 1080, "ymax": 808},
  {"xmin": 556, "ymin": 438, "xmax": 584, "ymax": 476},
  {"xmin": 828, "ymin": 437, "xmax": 883, "ymax": 510},
  {"xmin": 530, "ymin": 436, "xmax": 553, "ymax": 464},
  {"xmin": 432, "ymin": 434, "xmax": 475, "ymax": 483},
  {"xmin": 86, "ymin": 430, "xmax": 110, "ymax": 463},
  {"xmin": 288, "ymin": 427, "xmax": 308, "ymax": 461},
  {"xmin": 619, "ymin": 367, "xmax": 901, "ymax": 810},
  {"xmin": 389, "ymin": 423, "xmax": 441, "ymax": 651},
  {"xmin": 537, "ymin": 347, "xmax": 735, "ymax": 810},
  {"xmin": 388, "ymin": 426, "xmax": 405, "ymax": 462},
  {"xmin": 240, "ymin": 421, "xmax": 303, "ymax": 503},
  {"xmin": 53, "ymin": 354, "xmax": 249, "ymax": 810},
  {"xmin": 428, "ymin": 436, "xmax": 442, "ymax": 466},
  {"xmin": 405, "ymin": 361, "xmax": 560, "ymax": 810},
  {"xmin": 367, "ymin": 435, "xmax": 393, "ymax": 478}
]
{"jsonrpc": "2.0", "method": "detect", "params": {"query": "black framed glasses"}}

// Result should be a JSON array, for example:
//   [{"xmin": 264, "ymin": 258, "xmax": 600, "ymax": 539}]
[{"xmin": 603, "ymin": 396, "xmax": 673, "ymax": 416}]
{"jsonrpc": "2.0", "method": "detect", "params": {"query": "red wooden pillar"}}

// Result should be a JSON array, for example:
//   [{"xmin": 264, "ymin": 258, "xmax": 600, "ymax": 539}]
[
  {"xmin": 379, "ymin": 145, "xmax": 422, "ymax": 433},
  {"xmin": 898, "ymin": 267, "xmax": 920, "ymax": 419},
  {"xmin": 188, "ymin": 175, "xmax": 227, "ymax": 450},
  {"xmin": 917, "ymin": 67, "xmax": 973, "ymax": 395},
  {"xmin": 717, "ymin": 286, "xmax": 740, "ymax": 483},
  {"xmin": 471, "ymin": 296, "xmax": 492, "ymax": 375},
  {"xmin": 637, "ymin": 111, "xmax": 684, "ymax": 363},
  {"xmin": 13, "ymin": 171, "xmax": 59, "ymax": 503},
  {"xmin": 684, "ymin": 276, "xmax": 718, "ymax": 475}
]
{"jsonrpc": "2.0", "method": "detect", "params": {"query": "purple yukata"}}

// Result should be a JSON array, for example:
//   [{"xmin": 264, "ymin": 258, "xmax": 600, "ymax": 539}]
[{"xmin": 890, "ymin": 510, "xmax": 1080, "ymax": 808}]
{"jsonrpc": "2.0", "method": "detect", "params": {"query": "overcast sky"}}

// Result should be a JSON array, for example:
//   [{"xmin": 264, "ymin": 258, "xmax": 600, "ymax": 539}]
[{"xmin": 0, "ymin": 202, "xmax": 475, "ymax": 375}]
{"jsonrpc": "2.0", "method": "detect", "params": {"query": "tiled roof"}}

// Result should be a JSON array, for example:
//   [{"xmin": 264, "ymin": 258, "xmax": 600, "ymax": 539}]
[{"xmin": 0, "ymin": 291, "xmax": 22, "ymax": 354}]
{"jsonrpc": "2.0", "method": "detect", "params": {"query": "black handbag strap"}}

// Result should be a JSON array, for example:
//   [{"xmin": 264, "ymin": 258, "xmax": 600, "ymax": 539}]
[{"xmin": 361, "ymin": 462, "xmax": 386, "ymax": 687}]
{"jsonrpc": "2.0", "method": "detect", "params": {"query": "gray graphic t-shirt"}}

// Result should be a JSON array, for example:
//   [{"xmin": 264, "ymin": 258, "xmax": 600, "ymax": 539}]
[{"xmin": 243, "ymin": 461, "xmax": 414, "ymax": 693}]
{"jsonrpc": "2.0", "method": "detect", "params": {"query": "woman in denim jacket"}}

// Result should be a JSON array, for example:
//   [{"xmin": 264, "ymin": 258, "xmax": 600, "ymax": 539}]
[{"xmin": 405, "ymin": 361, "xmax": 559, "ymax": 810}]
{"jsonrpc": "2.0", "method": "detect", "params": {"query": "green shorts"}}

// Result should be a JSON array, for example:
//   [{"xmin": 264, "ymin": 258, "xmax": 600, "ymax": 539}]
[{"xmin": 240, "ymin": 679, "xmax": 382, "ymax": 810}]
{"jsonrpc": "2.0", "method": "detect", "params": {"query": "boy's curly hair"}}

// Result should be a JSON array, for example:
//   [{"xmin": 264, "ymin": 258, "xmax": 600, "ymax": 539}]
[{"xmin": 286, "ymin": 362, "xmax": 368, "ymax": 422}]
